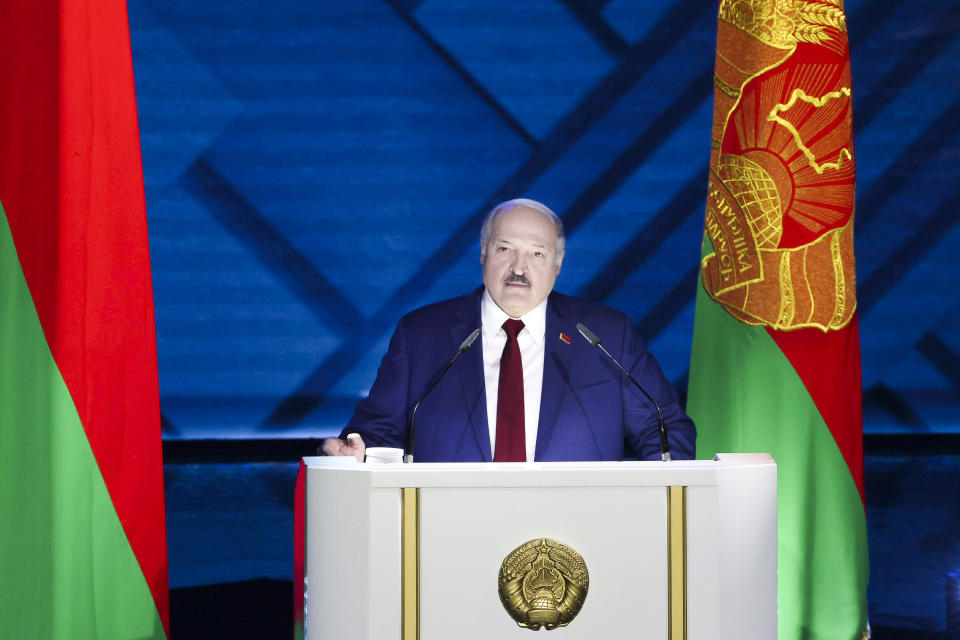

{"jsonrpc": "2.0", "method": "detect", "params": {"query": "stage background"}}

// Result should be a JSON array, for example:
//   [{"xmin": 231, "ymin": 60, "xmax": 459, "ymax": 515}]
[
  {"xmin": 126, "ymin": 0, "xmax": 960, "ymax": 635},
  {"xmin": 130, "ymin": 0, "xmax": 960, "ymax": 441}
]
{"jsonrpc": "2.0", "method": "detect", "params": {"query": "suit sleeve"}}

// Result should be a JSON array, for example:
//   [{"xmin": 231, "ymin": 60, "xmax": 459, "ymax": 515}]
[
  {"xmin": 616, "ymin": 318, "xmax": 697, "ymax": 460},
  {"xmin": 339, "ymin": 318, "xmax": 410, "ymax": 448}
]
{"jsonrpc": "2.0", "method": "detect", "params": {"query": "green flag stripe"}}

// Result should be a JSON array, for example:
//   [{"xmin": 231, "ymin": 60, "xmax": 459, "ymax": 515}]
[
  {"xmin": 0, "ymin": 208, "xmax": 164, "ymax": 638},
  {"xmin": 689, "ymin": 280, "xmax": 868, "ymax": 639}
]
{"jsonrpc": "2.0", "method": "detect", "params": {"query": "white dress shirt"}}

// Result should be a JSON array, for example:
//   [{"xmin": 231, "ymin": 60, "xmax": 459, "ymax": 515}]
[{"xmin": 480, "ymin": 289, "xmax": 547, "ymax": 461}]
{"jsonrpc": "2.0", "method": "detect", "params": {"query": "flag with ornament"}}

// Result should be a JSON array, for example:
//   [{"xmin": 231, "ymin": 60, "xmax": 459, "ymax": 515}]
[{"xmin": 688, "ymin": 1, "xmax": 869, "ymax": 638}]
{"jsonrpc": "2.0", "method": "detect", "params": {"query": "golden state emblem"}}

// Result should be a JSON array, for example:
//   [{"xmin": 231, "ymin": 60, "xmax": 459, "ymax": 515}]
[{"xmin": 497, "ymin": 538, "xmax": 588, "ymax": 631}]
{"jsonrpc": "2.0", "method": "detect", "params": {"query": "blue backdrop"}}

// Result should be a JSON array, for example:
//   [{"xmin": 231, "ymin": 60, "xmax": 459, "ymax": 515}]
[{"xmin": 128, "ymin": 0, "xmax": 960, "ymax": 441}]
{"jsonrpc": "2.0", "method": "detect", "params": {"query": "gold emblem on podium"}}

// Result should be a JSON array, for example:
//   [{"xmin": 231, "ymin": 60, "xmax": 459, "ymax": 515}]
[{"xmin": 497, "ymin": 538, "xmax": 589, "ymax": 630}]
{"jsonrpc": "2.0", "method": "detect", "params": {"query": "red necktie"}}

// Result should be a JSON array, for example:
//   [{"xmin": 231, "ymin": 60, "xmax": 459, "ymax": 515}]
[{"xmin": 494, "ymin": 318, "xmax": 525, "ymax": 462}]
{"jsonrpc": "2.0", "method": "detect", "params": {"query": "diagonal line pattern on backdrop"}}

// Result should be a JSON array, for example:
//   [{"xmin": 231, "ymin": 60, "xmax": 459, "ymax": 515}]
[
  {"xmin": 853, "ymin": 2, "xmax": 960, "ymax": 132},
  {"xmin": 576, "ymin": 161, "xmax": 708, "ymax": 302},
  {"xmin": 859, "ymin": 180, "xmax": 960, "ymax": 315},
  {"xmin": 854, "ymin": 93, "xmax": 960, "ymax": 236},
  {"xmin": 635, "ymin": 266, "xmax": 700, "ymax": 346},
  {"xmin": 382, "ymin": 0, "xmax": 539, "ymax": 148},
  {"xmin": 560, "ymin": 71, "xmax": 711, "ymax": 239},
  {"xmin": 916, "ymin": 331, "xmax": 960, "ymax": 397},
  {"xmin": 181, "ymin": 158, "xmax": 365, "ymax": 338},
  {"xmin": 260, "ymin": 0, "xmax": 717, "ymax": 428},
  {"xmin": 847, "ymin": 0, "xmax": 905, "ymax": 50},
  {"xmin": 557, "ymin": 0, "xmax": 631, "ymax": 59}
]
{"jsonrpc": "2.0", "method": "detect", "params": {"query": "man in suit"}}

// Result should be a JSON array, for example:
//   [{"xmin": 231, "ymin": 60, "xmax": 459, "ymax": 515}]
[{"xmin": 322, "ymin": 199, "xmax": 695, "ymax": 462}]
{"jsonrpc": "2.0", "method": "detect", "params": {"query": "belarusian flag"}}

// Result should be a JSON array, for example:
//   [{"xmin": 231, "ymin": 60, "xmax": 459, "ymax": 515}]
[
  {"xmin": 688, "ymin": 1, "xmax": 869, "ymax": 638},
  {"xmin": 0, "ymin": 1, "xmax": 169, "ymax": 637}
]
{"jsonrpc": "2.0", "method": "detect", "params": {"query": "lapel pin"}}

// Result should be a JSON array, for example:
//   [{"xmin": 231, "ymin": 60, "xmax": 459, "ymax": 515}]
[{"xmin": 559, "ymin": 332, "xmax": 572, "ymax": 345}]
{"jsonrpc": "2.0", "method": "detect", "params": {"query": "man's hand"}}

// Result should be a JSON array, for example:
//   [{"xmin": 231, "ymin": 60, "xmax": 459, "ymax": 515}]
[{"xmin": 321, "ymin": 433, "xmax": 365, "ymax": 462}]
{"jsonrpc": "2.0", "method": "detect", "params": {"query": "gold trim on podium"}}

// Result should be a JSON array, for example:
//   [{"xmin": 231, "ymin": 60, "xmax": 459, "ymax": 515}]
[
  {"xmin": 401, "ymin": 488, "xmax": 420, "ymax": 640},
  {"xmin": 668, "ymin": 485, "xmax": 687, "ymax": 640}
]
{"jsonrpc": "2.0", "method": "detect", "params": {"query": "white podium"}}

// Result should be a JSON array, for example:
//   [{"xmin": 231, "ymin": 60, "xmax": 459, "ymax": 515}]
[{"xmin": 302, "ymin": 455, "xmax": 776, "ymax": 640}]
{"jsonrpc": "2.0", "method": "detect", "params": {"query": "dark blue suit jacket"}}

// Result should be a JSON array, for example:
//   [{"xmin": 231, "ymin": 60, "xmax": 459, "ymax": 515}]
[{"xmin": 341, "ymin": 289, "xmax": 696, "ymax": 461}]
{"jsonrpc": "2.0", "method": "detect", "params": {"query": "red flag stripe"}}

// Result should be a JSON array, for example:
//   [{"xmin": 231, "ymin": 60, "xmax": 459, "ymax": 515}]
[
  {"xmin": 0, "ymin": 0, "xmax": 169, "ymax": 633},
  {"xmin": 769, "ymin": 317, "xmax": 865, "ymax": 503}
]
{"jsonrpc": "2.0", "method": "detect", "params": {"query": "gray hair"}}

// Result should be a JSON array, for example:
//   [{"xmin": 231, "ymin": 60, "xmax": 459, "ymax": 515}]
[{"xmin": 479, "ymin": 198, "xmax": 565, "ymax": 265}]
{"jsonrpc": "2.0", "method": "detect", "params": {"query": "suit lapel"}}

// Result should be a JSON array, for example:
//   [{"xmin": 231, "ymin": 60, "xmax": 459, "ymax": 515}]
[
  {"xmin": 535, "ymin": 294, "xmax": 577, "ymax": 460},
  {"xmin": 450, "ymin": 290, "xmax": 491, "ymax": 461}
]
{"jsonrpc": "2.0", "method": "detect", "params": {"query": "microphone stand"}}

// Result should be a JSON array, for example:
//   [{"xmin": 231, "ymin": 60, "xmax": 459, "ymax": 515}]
[
  {"xmin": 405, "ymin": 327, "xmax": 481, "ymax": 463},
  {"xmin": 576, "ymin": 322, "xmax": 672, "ymax": 462}
]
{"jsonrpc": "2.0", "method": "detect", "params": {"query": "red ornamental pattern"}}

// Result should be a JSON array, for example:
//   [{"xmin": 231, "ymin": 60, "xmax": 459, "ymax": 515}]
[{"xmin": 702, "ymin": 0, "xmax": 856, "ymax": 332}]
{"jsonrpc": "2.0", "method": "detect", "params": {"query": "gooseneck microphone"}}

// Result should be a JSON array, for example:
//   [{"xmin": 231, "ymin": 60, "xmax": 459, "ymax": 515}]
[
  {"xmin": 576, "ymin": 322, "xmax": 672, "ymax": 462},
  {"xmin": 405, "ymin": 327, "xmax": 481, "ymax": 463}
]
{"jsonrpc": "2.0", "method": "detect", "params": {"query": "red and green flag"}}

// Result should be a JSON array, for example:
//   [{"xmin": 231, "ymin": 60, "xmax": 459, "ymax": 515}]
[
  {"xmin": 688, "ymin": 1, "xmax": 869, "ymax": 638},
  {"xmin": 0, "ymin": 1, "xmax": 169, "ymax": 637}
]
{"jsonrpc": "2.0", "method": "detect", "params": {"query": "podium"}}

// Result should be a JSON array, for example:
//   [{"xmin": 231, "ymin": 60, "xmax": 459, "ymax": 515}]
[{"xmin": 302, "ymin": 455, "xmax": 776, "ymax": 639}]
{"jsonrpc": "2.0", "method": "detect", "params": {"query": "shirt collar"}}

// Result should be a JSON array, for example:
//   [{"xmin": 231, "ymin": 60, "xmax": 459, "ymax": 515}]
[{"xmin": 481, "ymin": 289, "xmax": 547, "ymax": 345}]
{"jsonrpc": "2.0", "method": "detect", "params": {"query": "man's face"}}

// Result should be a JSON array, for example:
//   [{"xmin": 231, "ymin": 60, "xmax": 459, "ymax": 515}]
[{"xmin": 481, "ymin": 206, "xmax": 563, "ymax": 318}]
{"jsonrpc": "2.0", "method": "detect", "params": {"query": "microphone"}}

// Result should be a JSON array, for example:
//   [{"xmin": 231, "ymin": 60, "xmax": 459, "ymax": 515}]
[
  {"xmin": 405, "ymin": 327, "xmax": 481, "ymax": 463},
  {"xmin": 576, "ymin": 322, "xmax": 672, "ymax": 462}
]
